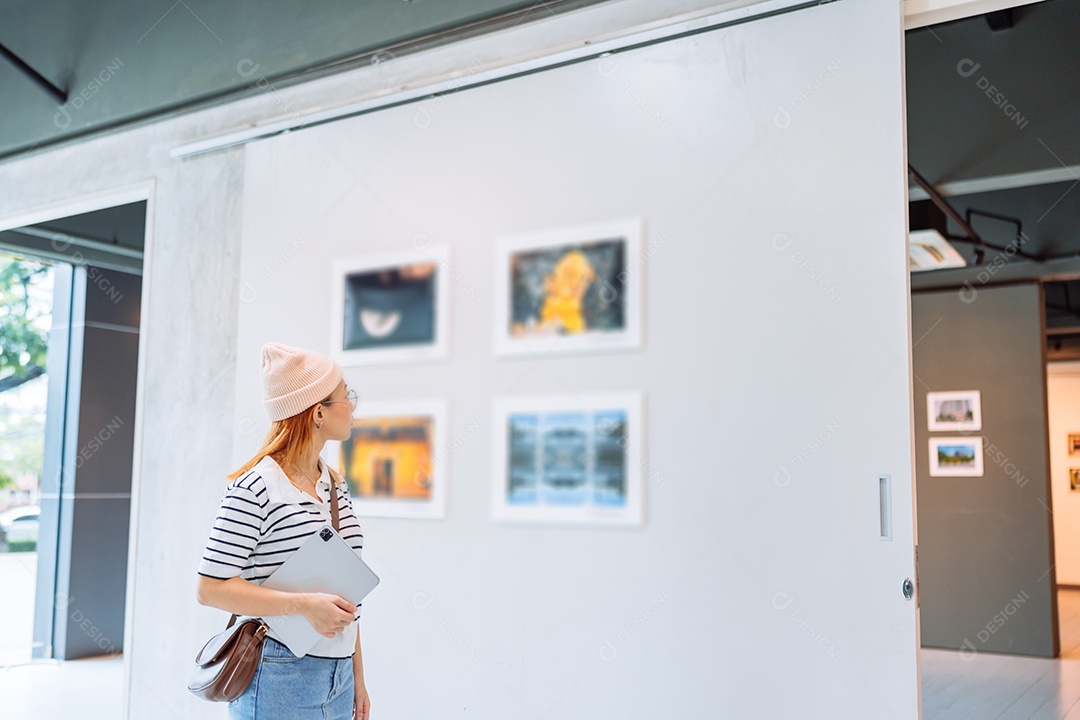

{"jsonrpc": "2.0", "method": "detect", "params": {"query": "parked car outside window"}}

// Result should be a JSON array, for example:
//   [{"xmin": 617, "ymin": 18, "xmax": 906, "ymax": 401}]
[{"xmin": 0, "ymin": 505, "xmax": 40, "ymax": 549}]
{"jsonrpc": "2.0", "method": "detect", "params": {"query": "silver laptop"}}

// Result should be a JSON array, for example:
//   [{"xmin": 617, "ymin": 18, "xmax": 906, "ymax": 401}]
[{"xmin": 259, "ymin": 524, "xmax": 380, "ymax": 657}]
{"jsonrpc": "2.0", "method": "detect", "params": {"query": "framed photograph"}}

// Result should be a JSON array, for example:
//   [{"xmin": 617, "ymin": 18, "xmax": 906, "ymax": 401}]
[
  {"xmin": 331, "ymin": 246, "xmax": 449, "ymax": 366},
  {"xmin": 493, "ymin": 218, "xmax": 643, "ymax": 357},
  {"xmin": 928, "ymin": 437, "xmax": 984, "ymax": 477},
  {"xmin": 1070, "ymin": 468, "xmax": 1080, "ymax": 491},
  {"xmin": 325, "ymin": 400, "xmax": 448, "ymax": 519},
  {"xmin": 1069, "ymin": 434, "xmax": 1080, "ymax": 455},
  {"xmin": 927, "ymin": 390, "xmax": 982, "ymax": 432},
  {"xmin": 491, "ymin": 392, "xmax": 644, "ymax": 526}
]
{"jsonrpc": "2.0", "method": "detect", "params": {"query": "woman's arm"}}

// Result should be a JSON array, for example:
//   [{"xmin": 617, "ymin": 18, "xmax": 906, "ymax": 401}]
[
  {"xmin": 196, "ymin": 575, "xmax": 356, "ymax": 638},
  {"xmin": 353, "ymin": 629, "xmax": 370, "ymax": 720},
  {"xmin": 353, "ymin": 629, "xmax": 366, "ymax": 685}
]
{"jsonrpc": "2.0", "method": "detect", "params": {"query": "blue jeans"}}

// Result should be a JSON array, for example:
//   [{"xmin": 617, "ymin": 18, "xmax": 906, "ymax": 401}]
[{"xmin": 229, "ymin": 637, "xmax": 355, "ymax": 720}]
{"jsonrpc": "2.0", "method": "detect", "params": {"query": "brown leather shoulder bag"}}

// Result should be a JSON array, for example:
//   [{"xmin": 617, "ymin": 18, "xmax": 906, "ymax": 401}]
[
  {"xmin": 188, "ymin": 615, "xmax": 268, "ymax": 702},
  {"xmin": 188, "ymin": 466, "xmax": 342, "ymax": 702}
]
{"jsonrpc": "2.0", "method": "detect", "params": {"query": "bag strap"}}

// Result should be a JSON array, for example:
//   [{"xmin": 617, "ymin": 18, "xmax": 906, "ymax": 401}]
[
  {"xmin": 222, "ymin": 460, "xmax": 342, "ymax": 630},
  {"xmin": 327, "ymin": 462, "xmax": 341, "ymax": 532}
]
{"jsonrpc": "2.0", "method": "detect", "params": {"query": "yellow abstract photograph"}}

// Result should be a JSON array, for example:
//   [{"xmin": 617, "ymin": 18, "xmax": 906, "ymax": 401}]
[{"xmin": 341, "ymin": 415, "xmax": 434, "ymax": 500}]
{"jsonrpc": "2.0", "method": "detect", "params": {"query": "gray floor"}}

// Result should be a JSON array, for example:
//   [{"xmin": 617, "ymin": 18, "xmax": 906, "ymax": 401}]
[
  {"xmin": 0, "ymin": 552, "xmax": 35, "ymax": 666},
  {"xmin": 0, "ymin": 552, "xmax": 122, "ymax": 719},
  {"xmin": 921, "ymin": 647, "xmax": 1080, "ymax": 719},
  {"xmin": 6, "ymin": 552, "xmax": 1080, "ymax": 718},
  {"xmin": 0, "ymin": 656, "xmax": 123, "ymax": 720},
  {"xmin": 921, "ymin": 589, "xmax": 1080, "ymax": 720},
  {"xmin": 10, "ymin": 647, "xmax": 1080, "ymax": 720}
]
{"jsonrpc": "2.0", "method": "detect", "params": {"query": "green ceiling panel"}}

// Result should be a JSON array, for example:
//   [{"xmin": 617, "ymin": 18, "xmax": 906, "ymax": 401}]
[{"xmin": 0, "ymin": 0, "xmax": 602, "ymax": 159}]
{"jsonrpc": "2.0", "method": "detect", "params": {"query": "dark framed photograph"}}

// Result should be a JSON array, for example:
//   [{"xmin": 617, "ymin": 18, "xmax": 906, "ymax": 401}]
[{"xmin": 332, "ymin": 247, "xmax": 449, "ymax": 366}]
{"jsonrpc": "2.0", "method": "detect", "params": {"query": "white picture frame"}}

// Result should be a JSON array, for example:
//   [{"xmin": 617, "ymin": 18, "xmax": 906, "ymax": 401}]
[
  {"xmin": 927, "ymin": 390, "xmax": 982, "ymax": 432},
  {"xmin": 331, "ymin": 246, "xmax": 450, "ymax": 367},
  {"xmin": 324, "ymin": 399, "xmax": 448, "ymax": 520},
  {"xmin": 491, "ymin": 391, "xmax": 645, "ymax": 526},
  {"xmin": 493, "ymin": 218, "xmax": 644, "ymax": 357},
  {"xmin": 928, "ymin": 436, "xmax": 984, "ymax": 477}
]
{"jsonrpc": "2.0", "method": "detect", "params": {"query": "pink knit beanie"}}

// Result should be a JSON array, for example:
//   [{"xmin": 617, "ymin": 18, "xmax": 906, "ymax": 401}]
[{"xmin": 260, "ymin": 342, "xmax": 343, "ymax": 422}]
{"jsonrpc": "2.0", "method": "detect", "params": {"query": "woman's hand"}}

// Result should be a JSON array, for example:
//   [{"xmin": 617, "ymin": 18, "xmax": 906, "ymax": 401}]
[
  {"xmin": 194, "ymin": 579, "xmax": 355, "ymax": 639},
  {"xmin": 300, "ymin": 592, "xmax": 357, "ymax": 638},
  {"xmin": 353, "ymin": 682, "xmax": 370, "ymax": 720}
]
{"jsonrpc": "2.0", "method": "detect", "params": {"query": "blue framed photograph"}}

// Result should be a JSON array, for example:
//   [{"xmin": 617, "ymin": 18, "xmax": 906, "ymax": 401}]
[{"xmin": 492, "ymin": 392, "xmax": 644, "ymax": 526}]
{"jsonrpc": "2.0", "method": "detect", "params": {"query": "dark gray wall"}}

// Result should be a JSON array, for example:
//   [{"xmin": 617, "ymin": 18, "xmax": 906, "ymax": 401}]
[
  {"xmin": 35, "ymin": 263, "xmax": 141, "ymax": 660},
  {"xmin": 912, "ymin": 283, "xmax": 1057, "ymax": 657}
]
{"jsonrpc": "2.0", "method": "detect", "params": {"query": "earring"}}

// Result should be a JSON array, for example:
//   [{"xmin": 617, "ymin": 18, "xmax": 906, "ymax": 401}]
[{"xmin": 316, "ymin": 422, "xmax": 322, "ymax": 429}]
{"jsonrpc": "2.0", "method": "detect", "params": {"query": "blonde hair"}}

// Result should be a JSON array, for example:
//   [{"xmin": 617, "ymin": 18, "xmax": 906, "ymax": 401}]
[{"xmin": 228, "ymin": 402, "xmax": 326, "ymax": 482}]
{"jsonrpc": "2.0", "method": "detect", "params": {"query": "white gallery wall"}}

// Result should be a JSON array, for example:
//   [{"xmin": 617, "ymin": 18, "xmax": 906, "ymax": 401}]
[
  {"xmin": 0, "ymin": 0, "xmax": 919, "ymax": 717},
  {"xmin": 233, "ymin": 1, "xmax": 917, "ymax": 717},
  {"xmin": 1049, "ymin": 362, "xmax": 1080, "ymax": 585}
]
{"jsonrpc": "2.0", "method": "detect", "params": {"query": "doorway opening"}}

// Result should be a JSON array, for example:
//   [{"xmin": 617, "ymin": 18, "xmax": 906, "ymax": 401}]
[
  {"xmin": 0, "ymin": 199, "xmax": 145, "ymax": 719},
  {"xmin": 906, "ymin": 1, "xmax": 1080, "ymax": 716}
]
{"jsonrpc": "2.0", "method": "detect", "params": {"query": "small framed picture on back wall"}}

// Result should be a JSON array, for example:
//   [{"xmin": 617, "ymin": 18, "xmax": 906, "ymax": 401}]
[
  {"xmin": 928, "ymin": 437, "xmax": 984, "ymax": 477},
  {"xmin": 927, "ymin": 390, "xmax": 982, "ymax": 432}
]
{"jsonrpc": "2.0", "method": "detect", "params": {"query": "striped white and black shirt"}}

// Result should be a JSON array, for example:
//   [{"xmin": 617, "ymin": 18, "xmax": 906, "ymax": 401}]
[{"xmin": 198, "ymin": 454, "xmax": 365, "ymax": 658}]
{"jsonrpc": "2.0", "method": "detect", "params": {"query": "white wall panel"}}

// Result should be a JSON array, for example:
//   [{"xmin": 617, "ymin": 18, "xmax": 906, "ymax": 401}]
[{"xmin": 234, "ymin": 1, "xmax": 917, "ymax": 717}]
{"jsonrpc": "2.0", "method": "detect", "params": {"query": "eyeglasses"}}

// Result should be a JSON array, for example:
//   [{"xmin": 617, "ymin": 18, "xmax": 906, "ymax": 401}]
[{"xmin": 321, "ymin": 388, "xmax": 358, "ymax": 411}]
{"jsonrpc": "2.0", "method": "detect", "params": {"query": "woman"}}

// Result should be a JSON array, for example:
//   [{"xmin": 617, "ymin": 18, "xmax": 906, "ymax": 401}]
[{"xmin": 196, "ymin": 341, "xmax": 371, "ymax": 720}]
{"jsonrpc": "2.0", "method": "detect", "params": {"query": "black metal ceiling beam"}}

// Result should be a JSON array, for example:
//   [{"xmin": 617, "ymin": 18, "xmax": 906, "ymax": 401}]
[
  {"xmin": 1046, "ymin": 302, "xmax": 1080, "ymax": 322},
  {"xmin": 0, "ymin": 42, "xmax": 66, "ymax": 104},
  {"xmin": 909, "ymin": 164, "xmax": 983, "ymax": 243},
  {"xmin": 908, "ymin": 164, "xmax": 1043, "ymax": 263},
  {"xmin": 965, "ymin": 207, "xmax": 1041, "ymax": 263}
]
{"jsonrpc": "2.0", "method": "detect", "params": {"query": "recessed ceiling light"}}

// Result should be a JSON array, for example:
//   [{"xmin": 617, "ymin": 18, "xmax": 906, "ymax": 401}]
[{"xmin": 909, "ymin": 200, "xmax": 966, "ymax": 272}]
